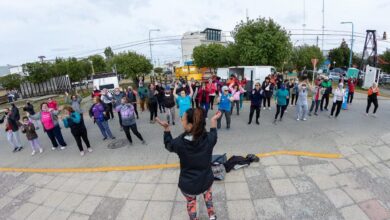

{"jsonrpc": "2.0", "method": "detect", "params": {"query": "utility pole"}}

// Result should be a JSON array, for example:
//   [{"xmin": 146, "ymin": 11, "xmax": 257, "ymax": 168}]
[
  {"xmin": 302, "ymin": 0, "xmax": 306, "ymax": 44},
  {"xmin": 149, "ymin": 29, "xmax": 160, "ymax": 76},
  {"xmin": 246, "ymin": 8, "xmax": 249, "ymax": 23},
  {"xmin": 341, "ymin": 22, "xmax": 354, "ymax": 68},
  {"xmin": 316, "ymin": 36, "xmax": 319, "ymax": 47},
  {"xmin": 322, "ymin": 0, "xmax": 325, "ymax": 51}
]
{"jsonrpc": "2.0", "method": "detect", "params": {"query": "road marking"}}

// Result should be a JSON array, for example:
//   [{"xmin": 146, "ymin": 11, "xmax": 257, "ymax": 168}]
[{"xmin": 0, "ymin": 150, "xmax": 341, "ymax": 173}]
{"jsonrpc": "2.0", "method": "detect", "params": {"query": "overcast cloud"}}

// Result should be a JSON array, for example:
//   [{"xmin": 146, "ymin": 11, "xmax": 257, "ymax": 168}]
[{"xmin": 0, "ymin": 0, "xmax": 389, "ymax": 65}]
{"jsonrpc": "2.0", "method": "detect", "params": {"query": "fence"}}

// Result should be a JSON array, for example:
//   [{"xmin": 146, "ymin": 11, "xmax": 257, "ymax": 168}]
[{"xmin": 20, "ymin": 75, "xmax": 71, "ymax": 98}]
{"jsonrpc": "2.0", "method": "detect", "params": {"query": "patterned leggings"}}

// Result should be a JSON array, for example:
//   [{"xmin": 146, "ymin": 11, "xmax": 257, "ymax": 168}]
[{"xmin": 182, "ymin": 187, "xmax": 215, "ymax": 220}]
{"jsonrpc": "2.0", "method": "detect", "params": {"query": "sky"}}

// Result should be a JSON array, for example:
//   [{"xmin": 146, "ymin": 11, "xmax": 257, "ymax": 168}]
[{"xmin": 1, "ymin": 0, "xmax": 390, "ymax": 66}]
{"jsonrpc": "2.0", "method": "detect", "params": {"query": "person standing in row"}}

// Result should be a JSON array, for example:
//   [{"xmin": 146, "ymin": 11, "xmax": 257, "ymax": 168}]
[
  {"xmin": 248, "ymin": 83, "xmax": 263, "ymax": 125},
  {"xmin": 366, "ymin": 82, "xmax": 380, "ymax": 117},
  {"xmin": 21, "ymin": 116, "xmax": 42, "ymax": 155},
  {"xmin": 23, "ymin": 102, "xmax": 39, "ymax": 130},
  {"xmin": 28, "ymin": 102, "xmax": 67, "ymax": 150},
  {"xmin": 174, "ymin": 81, "xmax": 193, "ymax": 118},
  {"xmin": 115, "ymin": 97, "xmax": 146, "ymax": 145},
  {"xmin": 320, "ymin": 77, "xmax": 332, "ymax": 111},
  {"xmin": 296, "ymin": 82, "xmax": 309, "ymax": 121},
  {"xmin": 92, "ymin": 86, "xmax": 101, "ymax": 98},
  {"xmin": 156, "ymin": 82, "xmax": 166, "ymax": 114},
  {"xmin": 197, "ymin": 82, "xmax": 210, "ymax": 119},
  {"xmin": 262, "ymin": 77, "xmax": 274, "ymax": 110},
  {"xmin": 207, "ymin": 78, "xmax": 217, "ymax": 110},
  {"xmin": 113, "ymin": 88, "xmax": 125, "ymax": 129},
  {"xmin": 273, "ymin": 84, "xmax": 289, "ymax": 124},
  {"xmin": 308, "ymin": 84, "xmax": 321, "ymax": 116},
  {"xmin": 329, "ymin": 83, "xmax": 345, "ymax": 118},
  {"xmin": 89, "ymin": 96, "xmax": 115, "ymax": 140},
  {"xmin": 1, "ymin": 107, "xmax": 23, "ymax": 152},
  {"xmin": 148, "ymin": 84, "xmax": 159, "ymax": 123},
  {"xmin": 62, "ymin": 106, "xmax": 92, "ymax": 156},
  {"xmin": 47, "ymin": 97, "xmax": 58, "ymax": 111},
  {"xmin": 138, "ymin": 83, "xmax": 148, "ymax": 112},
  {"xmin": 101, "ymin": 89, "xmax": 115, "ymax": 120},
  {"xmin": 229, "ymin": 84, "xmax": 243, "ymax": 115},
  {"xmin": 163, "ymin": 86, "xmax": 176, "ymax": 125},
  {"xmin": 217, "ymin": 86, "xmax": 233, "ymax": 129},
  {"xmin": 284, "ymin": 80, "xmax": 291, "ymax": 110},
  {"xmin": 64, "ymin": 91, "xmax": 83, "ymax": 116},
  {"xmin": 290, "ymin": 79, "xmax": 298, "ymax": 106},
  {"xmin": 239, "ymin": 76, "xmax": 247, "ymax": 110},
  {"xmin": 191, "ymin": 80, "xmax": 200, "ymax": 108},
  {"xmin": 155, "ymin": 109, "xmax": 221, "ymax": 220},
  {"xmin": 126, "ymin": 86, "xmax": 139, "ymax": 119},
  {"xmin": 347, "ymin": 78, "xmax": 357, "ymax": 104}
]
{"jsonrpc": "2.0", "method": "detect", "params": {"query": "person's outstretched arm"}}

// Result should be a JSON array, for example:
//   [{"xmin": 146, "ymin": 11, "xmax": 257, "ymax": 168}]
[{"xmin": 155, "ymin": 117, "xmax": 178, "ymax": 153}]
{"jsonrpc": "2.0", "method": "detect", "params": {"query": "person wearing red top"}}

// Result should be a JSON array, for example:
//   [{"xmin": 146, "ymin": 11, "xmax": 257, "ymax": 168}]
[
  {"xmin": 347, "ymin": 78, "xmax": 357, "ymax": 104},
  {"xmin": 197, "ymin": 82, "xmax": 210, "ymax": 118},
  {"xmin": 206, "ymin": 78, "xmax": 217, "ymax": 110},
  {"xmin": 47, "ymin": 98, "xmax": 58, "ymax": 110},
  {"xmin": 91, "ymin": 87, "xmax": 101, "ymax": 98}
]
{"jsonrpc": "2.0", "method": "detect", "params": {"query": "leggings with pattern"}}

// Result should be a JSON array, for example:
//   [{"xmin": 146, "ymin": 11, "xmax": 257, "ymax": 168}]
[{"xmin": 182, "ymin": 187, "xmax": 215, "ymax": 220}]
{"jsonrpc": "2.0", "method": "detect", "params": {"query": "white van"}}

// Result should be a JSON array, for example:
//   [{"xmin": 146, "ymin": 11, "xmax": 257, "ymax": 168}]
[
  {"xmin": 92, "ymin": 72, "xmax": 119, "ymax": 91},
  {"xmin": 217, "ymin": 66, "xmax": 277, "ymax": 89}
]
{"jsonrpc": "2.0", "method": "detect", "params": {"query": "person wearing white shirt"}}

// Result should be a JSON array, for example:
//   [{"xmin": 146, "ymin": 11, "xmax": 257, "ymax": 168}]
[{"xmin": 329, "ymin": 83, "xmax": 345, "ymax": 118}]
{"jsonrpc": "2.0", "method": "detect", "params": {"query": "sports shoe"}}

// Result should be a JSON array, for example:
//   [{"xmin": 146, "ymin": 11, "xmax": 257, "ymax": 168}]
[
  {"xmin": 365, "ymin": 113, "xmax": 369, "ymax": 116},
  {"xmin": 51, "ymin": 147, "xmax": 56, "ymax": 150},
  {"xmin": 60, "ymin": 146, "xmax": 66, "ymax": 150},
  {"xmin": 303, "ymin": 118, "xmax": 307, "ymax": 121},
  {"xmin": 103, "ymin": 137, "xmax": 107, "ymax": 141},
  {"xmin": 273, "ymin": 119, "xmax": 277, "ymax": 124},
  {"xmin": 256, "ymin": 121, "xmax": 260, "ymax": 125},
  {"xmin": 172, "ymin": 122, "xmax": 175, "ymax": 125},
  {"xmin": 279, "ymin": 118, "xmax": 283, "ymax": 122},
  {"xmin": 87, "ymin": 148, "xmax": 93, "ymax": 153},
  {"xmin": 12, "ymin": 147, "xmax": 18, "ymax": 153},
  {"xmin": 308, "ymin": 113, "xmax": 312, "ymax": 116},
  {"xmin": 31, "ymin": 150, "xmax": 36, "ymax": 156},
  {"xmin": 39, "ymin": 148, "xmax": 43, "ymax": 153},
  {"xmin": 17, "ymin": 147, "xmax": 23, "ymax": 151},
  {"xmin": 80, "ymin": 151, "xmax": 85, "ymax": 156},
  {"xmin": 285, "ymin": 110, "xmax": 288, "ymax": 113},
  {"xmin": 142, "ymin": 140, "xmax": 147, "ymax": 145},
  {"xmin": 314, "ymin": 112, "xmax": 318, "ymax": 116},
  {"xmin": 263, "ymin": 107, "xmax": 266, "ymax": 110},
  {"xmin": 296, "ymin": 118, "xmax": 300, "ymax": 121}
]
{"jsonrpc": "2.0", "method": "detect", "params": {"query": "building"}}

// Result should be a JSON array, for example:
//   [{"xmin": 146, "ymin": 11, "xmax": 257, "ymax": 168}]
[{"xmin": 181, "ymin": 28, "xmax": 228, "ymax": 64}]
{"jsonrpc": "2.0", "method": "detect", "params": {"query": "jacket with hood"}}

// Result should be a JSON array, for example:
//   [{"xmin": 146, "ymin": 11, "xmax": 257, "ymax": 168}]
[
  {"xmin": 115, "ymin": 104, "xmax": 136, "ymax": 126},
  {"xmin": 65, "ymin": 95, "xmax": 83, "ymax": 113},
  {"xmin": 23, "ymin": 103, "xmax": 35, "ymax": 115},
  {"xmin": 163, "ymin": 128, "xmax": 217, "ymax": 195},
  {"xmin": 63, "ymin": 111, "xmax": 87, "ymax": 135},
  {"xmin": 112, "ymin": 92, "xmax": 125, "ymax": 107},
  {"xmin": 21, "ymin": 122, "xmax": 38, "ymax": 140}
]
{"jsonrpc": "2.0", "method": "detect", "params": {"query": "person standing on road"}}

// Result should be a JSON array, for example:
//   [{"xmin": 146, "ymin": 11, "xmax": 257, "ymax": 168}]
[
  {"xmin": 91, "ymin": 86, "xmax": 101, "ymax": 98},
  {"xmin": 347, "ymin": 78, "xmax": 357, "ymax": 104},
  {"xmin": 320, "ymin": 77, "xmax": 332, "ymax": 111},
  {"xmin": 366, "ymin": 82, "xmax": 380, "ymax": 117},
  {"xmin": 229, "ymin": 83, "xmax": 244, "ymax": 115},
  {"xmin": 1, "ymin": 107, "xmax": 23, "ymax": 152},
  {"xmin": 308, "ymin": 84, "xmax": 322, "ymax": 116},
  {"xmin": 156, "ymin": 82, "xmax": 166, "ymax": 114},
  {"xmin": 28, "ymin": 102, "xmax": 67, "ymax": 150},
  {"xmin": 163, "ymin": 86, "xmax": 176, "ymax": 125},
  {"xmin": 126, "ymin": 86, "xmax": 139, "ymax": 119},
  {"xmin": 284, "ymin": 80, "xmax": 291, "ymax": 110},
  {"xmin": 217, "ymin": 86, "xmax": 233, "ymax": 129},
  {"xmin": 248, "ymin": 83, "xmax": 263, "ymax": 125},
  {"xmin": 148, "ymin": 83, "xmax": 159, "ymax": 123},
  {"xmin": 62, "ymin": 106, "xmax": 92, "ymax": 156},
  {"xmin": 23, "ymin": 101, "xmax": 39, "ymax": 129},
  {"xmin": 273, "ymin": 84, "xmax": 289, "ymax": 124},
  {"xmin": 64, "ymin": 91, "xmax": 83, "ymax": 116},
  {"xmin": 101, "ymin": 89, "xmax": 115, "ymax": 120},
  {"xmin": 197, "ymin": 82, "xmax": 210, "ymax": 119},
  {"xmin": 112, "ymin": 88, "xmax": 125, "ymax": 128},
  {"xmin": 115, "ymin": 97, "xmax": 146, "ymax": 145},
  {"xmin": 47, "ymin": 97, "xmax": 58, "ymax": 111},
  {"xmin": 89, "ymin": 96, "xmax": 115, "ymax": 140},
  {"xmin": 138, "ymin": 83, "xmax": 148, "ymax": 112},
  {"xmin": 239, "ymin": 76, "xmax": 247, "ymax": 110},
  {"xmin": 296, "ymin": 81, "xmax": 309, "ymax": 121},
  {"xmin": 207, "ymin": 78, "xmax": 217, "ymax": 110},
  {"xmin": 329, "ymin": 83, "xmax": 345, "ymax": 118},
  {"xmin": 262, "ymin": 77, "xmax": 274, "ymax": 110},
  {"xmin": 156, "ymin": 108, "xmax": 221, "ymax": 220},
  {"xmin": 174, "ymin": 81, "xmax": 193, "ymax": 118},
  {"xmin": 21, "ymin": 116, "xmax": 42, "ymax": 155}
]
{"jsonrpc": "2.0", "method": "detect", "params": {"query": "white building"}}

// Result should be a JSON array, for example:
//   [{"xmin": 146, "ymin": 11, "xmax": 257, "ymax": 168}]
[
  {"xmin": 181, "ymin": 28, "xmax": 228, "ymax": 64},
  {"xmin": 9, "ymin": 65, "xmax": 24, "ymax": 75}
]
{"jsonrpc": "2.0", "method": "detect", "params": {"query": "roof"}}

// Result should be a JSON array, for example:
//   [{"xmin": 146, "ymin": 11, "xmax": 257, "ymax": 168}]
[
  {"xmin": 0, "ymin": 66, "xmax": 10, "ymax": 77},
  {"xmin": 202, "ymin": 28, "xmax": 222, "ymax": 32}
]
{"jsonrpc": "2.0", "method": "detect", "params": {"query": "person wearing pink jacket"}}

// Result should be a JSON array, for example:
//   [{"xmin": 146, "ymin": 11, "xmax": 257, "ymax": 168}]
[{"xmin": 229, "ymin": 83, "xmax": 244, "ymax": 115}]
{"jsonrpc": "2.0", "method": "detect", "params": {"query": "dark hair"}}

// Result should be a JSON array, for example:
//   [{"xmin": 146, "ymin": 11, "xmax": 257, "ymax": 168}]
[
  {"xmin": 22, "ymin": 116, "xmax": 29, "ymax": 121},
  {"xmin": 122, "ymin": 97, "xmax": 129, "ymax": 103},
  {"xmin": 185, "ymin": 108, "xmax": 206, "ymax": 140},
  {"xmin": 63, "ymin": 105, "xmax": 74, "ymax": 113},
  {"xmin": 94, "ymin": 96, "xmax": 102, "ymax": 103},
  {"xmin": 40, "ymin": 102, "xmax": 48, "ymax": 110}
]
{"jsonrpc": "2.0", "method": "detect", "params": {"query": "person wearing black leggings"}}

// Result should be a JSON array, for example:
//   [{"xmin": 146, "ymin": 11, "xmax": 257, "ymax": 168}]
[
  {"xmin": 366, "ymin": 83, "xmax": 380, "ymax": 117},
  {"xmin": 273, "ymin": 85, "xmax": 289, "ymax": 124},
  {"xmin": 329, "ymin": 83, "xmax": 345, "ymax": 118},
  {"xmin": 262, "ymin": 77, "xmax": 274, "ymax": 110},
  {"xmin": 148, "ymin": 84, "xmax": 158, "ymax": 123}
]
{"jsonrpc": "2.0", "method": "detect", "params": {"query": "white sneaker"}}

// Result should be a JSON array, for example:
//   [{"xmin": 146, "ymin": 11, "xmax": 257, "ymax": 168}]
[
  {"xmin": 365, "ymin": 113, "xmax": 369, "ymax": 116},
  {"xmin": 80, "ymin": 151, "xmax": 85, "ymax": 156},
  {"xmin": 285, "ymin": 110, "xmax": 288, "ymax": 113},
  {"xmin": 51, "ymin": 147, "xmax": 56, "ymax": 151},
  {"xmin": 296, "ymin": 118, "xmax": 300, "ymax": 121},
  {"xmin": 303, "ymin": 118, "xmax": 307, "ymax": 121},
  {"xmin": 263, "ymin": 107, "xmax": 266, "ymax": 110},
  {"xmin": 60, "ymin": 146, "xmax": 66, "ymax": 150},
  {"xmin": 39, "ymin": 148, "xmax": 43, "ymax": 153},
  {"xmin": 87, "ymin": 148, "xmax": 93, "ymax": 153},
  {"xmin": 31, "ymin": 151, "xmax": 36, "ymax": 156}
]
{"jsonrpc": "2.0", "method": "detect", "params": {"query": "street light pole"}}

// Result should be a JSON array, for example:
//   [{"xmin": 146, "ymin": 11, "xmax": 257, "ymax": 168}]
[
  {"xmin": 341, "ymin": 21, "xmax": 354, "ymax": 68},
  {"xmin": 149, "ymin": 29, "xmax": 160, "ymax": 77}
]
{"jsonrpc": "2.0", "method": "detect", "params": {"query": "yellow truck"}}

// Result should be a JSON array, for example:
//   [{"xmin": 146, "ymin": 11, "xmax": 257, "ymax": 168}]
[{"xmin": 174, "ymin": 65, "xmax": 209, "ymax": 81}]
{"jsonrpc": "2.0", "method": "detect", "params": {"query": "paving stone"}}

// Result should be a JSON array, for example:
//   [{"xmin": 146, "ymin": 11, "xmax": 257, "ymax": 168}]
[
  {"xmin": 282, "ymin": 192, "xmax": 335, "ymax": 219},
  {"xmin": 303, "ymin": 163, "xmax": 339, "ymax": 176},
  {"xmin": 362, "ymin": 150, "xmax": 381, "ymax": 164},
  {"xmin": 116, "ymin": 200, "xmax": 148, "ymax": 220},
  {"xmin": 374, "ymin": 163, "xmax": 390, "ymax": 178},
  {"xmin": 73, "ymin": 179, "xmax": 99, "ymax": 195},
  {"xmin": 348, "ymin": 154, "xmax": 371, "ymax": 168},
  {"xmin": 275, "ymin": 155, "xmax": 299, "ymax": 165},
  {"xmin": 103, "ymin": 171, "xmax": 126, "ymax": 181},
  {"xmin": 338, "ymin": 146, "xmax": 358, "ymax": 156},
  {"xmin": 211, "ymin": 182, "xmax": 226, "ymax": 202},
  {"xmin": 60, "ymin": 178, "xmax": 83, "ymax": 192},
  {"xmin": 214, "ymin": 201, "xmax": 229, "ymax": 220},
  {"xmin": 282, "ymin": 166, "xmax": 304, "ymax": 177},
  {"xmin": 261, "ymin": 156, "xmax": 279, "ymax": 166},
  {"xmin": 159, "ymin": 169, "xmax": 179, "ymax": 183},
  {"xmin": 57, "ymin": 193, "xmax": 85, "ymax": 211},
  {"xmin": 23, "ymin": 173, "xmax": 45, "ymax": 185},
  {"xmin": 225, "ymin": 182, "xmax": 251, "ymax": 200},
  {"xmin": 243, "ymin": 167, "xmax": 267, "ymax": 179},
  {"xmin": 138, "ymin": 170, "xmax": 162, "ymax": 183},
  {"xmin": 75, "ymin": 195, "xmax": 103, "ymax": 215},
  {"xmin": 340, "ymin": 205, "xmax": 370, "ymax": 220},
  {"xmin": 45, "ymin": 176, "xmax": 68, "ymax": 190},
  {"xmin": 247, "ymin": 176, "xmax": 275, "ymax": 199},
  {"xmin": 108, "ymin": 182, "xmax": 134, "ymax": 199},
  {"xmin": 269, "ymin": 178, "xmax": 298, "ymax": 196},
  {"xmin": 43, "ymin": 191, "xmax": 69, "ymax": 208},
  {"xmin": 143, "ymin": 201, "xmax": 173, "ymax": 220},
  {"xmin": 89, "ymin": 180, "xmax": 114, "ymax": 196},
  {"xmin": 309, "ymin": 174, "xmax": 337, "ymax": 190},
  {"xmin": 47, "ymin": 210, "xmax": 71, "ymax": 220},
  {"xmin": 253, "ymin": 197, "xmax": 285, "ymax": 220},
  {"xmin": 28, "ymin": 188, "xmax": 54, "ymax": 204},
  {"xmin": 119, "ymin": 171, "xmax": 142, "ymax": 183},
  {"xmin": 90, "ymin": 197, "xmax": 126, "ymax": 220},
  {"xmin": 331, "ymin": 173, "xmax": 359, "ymax": 188},
  {"xmin": 265, "ymin": 166, "xmax": 287, "ymax": 179},
  {"xmin": 129, "ymin": 183, "xmax": 156, "ymax": 200},
  {"xmin": 224, "ymin": 169, "xmax": 246, "ymax": 182},
  {"xmin": 291, "ymin": 176, "xmax": 316, "ymax": 193},
  {"xmin": 372, "ymin": 146, "xmax": 390, "ymax": 161},
  {"xmin": 343, "ymin": 186, "xmax": 375, "ymax": 203},
  {"xmin": 359, "ymin": 199, "xmax": 390, "ymax": 220},
  {"xmin": 332, "ymin": 159, "xmax": 355, "ymax": 171},
  {"xmin": 227, "ymin": 200, "xmax": 257, "ymax": 220},
  {"xmin": 67, "ymin": 213, "xmax": 90, "ymax": 220},
  {"xmin": 299, "ymin": 157, "xmax": 329, "ymax": 166},
  {"xmin": 324, "ymin": 188, "xmax": 354, "ymax": 208},
  {"xmin": 26, "ymin": 205, "xmax": 54, "ymax": 220},
  {"xmin": 171, "ymin": 202, "xmax": 189, "ymax": 220},
  {"xmin": 0, "ymin": 196, "xmax": 13, "ymax": 209},
  {"xmin": 149, "ymin": 183, "xmax": 177, "ymax": 201},
  {"xmin": 10, "ymin": 202, "xmax": 38, "ymax": 220},
  {"xmin": 6, "ymin": 184, "xmax": 29, "ymax": 198}
]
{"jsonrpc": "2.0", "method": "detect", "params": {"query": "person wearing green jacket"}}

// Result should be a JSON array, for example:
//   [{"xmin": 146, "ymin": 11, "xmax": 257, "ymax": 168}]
[
  {"xmin": 137, "ymin": 84, "xmax": 149, "ymax": 112},
  {"xmin": 320, "ymin": 77, "xmax": 332, "ymax": 111},
  {"xmin": 273, "ymin": 84, "xmax": 289, "ymax": 124}
]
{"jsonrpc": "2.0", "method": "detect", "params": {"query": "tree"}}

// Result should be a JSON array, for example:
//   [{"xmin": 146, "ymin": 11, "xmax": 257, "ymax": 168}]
[
  {"xmin": 22, "ymin": 62, "xmax": 53, "ymax": 83},
  {"xmin": 193, "ymin": 43, "xmax": 227, "ymax": 72},
  {"xmin": 328, "ymin": 39, "xmax": 351, "ymax": 68},
  {"xmin": 290, "ymin": 45, "xmax": 324, "ymax": 70},
  {"xmin": 225, "ymin": 43, "xmax": 240, "ymax": 67},
  {"xmin": 109, "ymin": 51, "xmax": 153, "ymax": 81},
  {"xmin": 154, "ymin": 67, "xmax": 163, "ymax": 74},
  {"xmin": 88, "ymin": 55, "xmax": 107, "ymax": 73},
  {"xmin": 0, "ymin": 74, "xmax": 22, "ymax": 90},
  {"xmin": 232, "ymin": 17, "xmax": 292, "ymax": 67},
  {"xmin": 379, "ymin": 49, "xmax": 390, "ymax": 73},
  {"xmin": 104, "ymin": 47, "xmax": 114, "ymax": 60}
]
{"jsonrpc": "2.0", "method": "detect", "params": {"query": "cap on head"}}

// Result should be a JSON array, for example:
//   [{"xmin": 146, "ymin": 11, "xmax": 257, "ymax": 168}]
[{"xmin": 222, "ymin": 86, "xmax": 229, "ymax": 91}]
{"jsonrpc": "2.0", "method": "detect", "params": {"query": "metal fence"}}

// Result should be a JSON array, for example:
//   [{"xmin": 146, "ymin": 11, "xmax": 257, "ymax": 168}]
[{"xmin": 20, "ymin": 75, "xmax": 71, "ymax": 98}]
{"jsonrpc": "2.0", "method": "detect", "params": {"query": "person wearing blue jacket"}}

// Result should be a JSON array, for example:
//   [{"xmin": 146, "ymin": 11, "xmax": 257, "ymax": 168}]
[
  {"xmin": 273, "ymin": 84, "xmax": 289, "ymax": 124},
  {"xmin": 62, "ymin": 106, "xmax": 92, "ymax": 156},
  {"xmin": 248, "ymin": 83, "xmax": 263, "ymax": 125},
  {"xmin": 217, "ymin": 86, "xmax": 233, "ymax": 129}
]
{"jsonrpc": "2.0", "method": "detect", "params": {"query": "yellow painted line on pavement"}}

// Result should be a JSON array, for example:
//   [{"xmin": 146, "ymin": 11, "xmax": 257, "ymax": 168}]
[{"xmin": 0, "ymin": 150, "xmax": 341, "ymax": 173}]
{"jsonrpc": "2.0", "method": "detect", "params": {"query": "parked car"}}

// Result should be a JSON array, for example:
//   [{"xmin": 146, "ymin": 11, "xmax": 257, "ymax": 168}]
[{"xmin": 328, "ymin": 72, "xmax": 341, "ymax": 82}]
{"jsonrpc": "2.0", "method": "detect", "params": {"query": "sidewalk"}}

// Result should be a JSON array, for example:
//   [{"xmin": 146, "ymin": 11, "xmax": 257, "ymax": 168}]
[{"xmin": 0, "ymin": 137, "xmax": 389, "ymax": 220}]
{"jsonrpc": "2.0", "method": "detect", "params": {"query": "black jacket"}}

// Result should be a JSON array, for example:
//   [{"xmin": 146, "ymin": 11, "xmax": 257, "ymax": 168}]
[
  {"xmin": 23, "ymin": 103, "xmax": 35, "ymax": 115},
  {"xmin": 261, "ymin": 82, "xmax": 274, "ymax": 98},
  {"xmin": 250, "ymin": 89, "xmax": 264, "ymax": 107},
  {"xmin": 163, "ymin": 94, "xmax": 175, "ymax": 108},
  {"xmin": 164, "ymin": 128, "xmax": 217, "ymax": 195}
]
